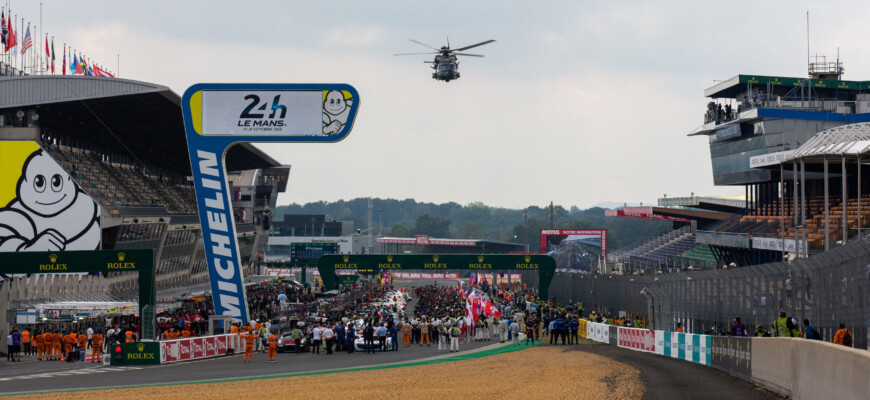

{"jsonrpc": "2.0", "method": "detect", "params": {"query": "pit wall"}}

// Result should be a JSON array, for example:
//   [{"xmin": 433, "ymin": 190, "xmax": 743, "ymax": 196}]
[{"xmin": 583, "ymin": 320, "xmax": 869, "ymax": 400}]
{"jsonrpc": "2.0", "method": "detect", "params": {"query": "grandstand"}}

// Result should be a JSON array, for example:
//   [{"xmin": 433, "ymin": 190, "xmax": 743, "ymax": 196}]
[{"xmin": 0, "ymin": 75, "xmax": 289, "ymax": 306}]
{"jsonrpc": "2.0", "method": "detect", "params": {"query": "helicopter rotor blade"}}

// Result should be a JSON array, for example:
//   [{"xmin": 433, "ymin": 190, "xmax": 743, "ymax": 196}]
[
  {"xmin": 454, "ymin": 53, "xmax": 484, "ymax": 57},
  {"xmin": 408, "ymin": 39, "xmax": 441, "ymax": 51},
  {"xmin": 453, "ymin": 39, "xmax": 495, "ymax": 52},
  {"xmin": 393, "ymin": 52, "xmax": 438, "ymax": 56}
]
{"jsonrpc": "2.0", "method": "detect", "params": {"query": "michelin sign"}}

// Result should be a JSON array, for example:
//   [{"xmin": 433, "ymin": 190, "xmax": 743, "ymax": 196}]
[{"xmin": 182, "ymin": 84, "xmax": 359, "ymax": 324}]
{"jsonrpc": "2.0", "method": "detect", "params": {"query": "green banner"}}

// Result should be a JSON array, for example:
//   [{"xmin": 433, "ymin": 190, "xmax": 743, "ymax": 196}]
[
  {"xmin": 739, "ymin": 75, "xmax": 863, "ymax": 91},
  {"xmin": 317, "ymin": 254, "xmax": 556, "ymax": 298},
  {"xmin": 337, "ymin": 275, "xmax": 359, "ymax": 285},
  {"xmin": 110, "ymin": 341, "xmax": 161, "ymax": 365}
]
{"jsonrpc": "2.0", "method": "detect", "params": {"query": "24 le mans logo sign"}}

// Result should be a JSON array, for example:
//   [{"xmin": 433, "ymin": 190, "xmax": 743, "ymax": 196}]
[{"xmin": 182, "ymin": 83, "xmax": 359, "ymax": 324}]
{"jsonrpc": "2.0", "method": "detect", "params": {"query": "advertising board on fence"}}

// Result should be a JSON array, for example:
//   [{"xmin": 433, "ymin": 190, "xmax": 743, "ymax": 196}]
[
  {"xmin": 587, "ymin": 322, "xmax": 609, "ymax": 343},
  {"xmin": 160, "ymin": 334, "xmax": 230, "ymax": 363},
  {"xmin": 711, "ymin": 336, "xmax": 752, "ymax": 381},
  {"xmin": 617, "ymin": 327, "xmax": 655, "ymax": 352},
  {"xmin": 578, "ymin": 319, "xmax": 587, "ymax": 338},
  {"xmin": 392, "ymin": 272, "xmax": 461, "ymax": 279}
]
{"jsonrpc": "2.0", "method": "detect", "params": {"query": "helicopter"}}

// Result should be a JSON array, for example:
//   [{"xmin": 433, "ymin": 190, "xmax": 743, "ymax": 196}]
[{"xmin": 394, "ymin": 38, "xmax": 495, "ymax": 82}]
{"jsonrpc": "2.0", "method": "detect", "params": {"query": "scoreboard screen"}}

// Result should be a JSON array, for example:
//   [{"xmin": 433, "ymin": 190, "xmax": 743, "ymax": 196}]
[{"xmin": 290, "ymin": 242, "xmax": 338, "ymax": 262}]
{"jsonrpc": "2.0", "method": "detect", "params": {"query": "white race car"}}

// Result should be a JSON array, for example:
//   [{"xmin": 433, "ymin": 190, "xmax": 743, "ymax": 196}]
[{"xmin": 353, "ymin": 335, "xmax": 393, "ymax": 352}]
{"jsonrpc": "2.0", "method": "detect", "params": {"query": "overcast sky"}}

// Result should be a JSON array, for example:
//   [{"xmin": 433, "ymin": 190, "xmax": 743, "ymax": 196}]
[{"xmin": 11, "ymin": 1, "xmax": 870, "ymax": 209}]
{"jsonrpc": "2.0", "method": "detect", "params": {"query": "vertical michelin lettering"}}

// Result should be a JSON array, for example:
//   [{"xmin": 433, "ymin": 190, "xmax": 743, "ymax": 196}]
[
  {"xmin": 201, "ymin": 178, "xmax": 222, "ymax": 190},
  {"xmin": 197, "ymin": 150, "xmax": 220, "ymax": 177},
  {"xmin": 211, "ymin": 233, "xmax": 233, "ymax": 257},
  {"xmin": 217, "ymin": 280, "xmax": 238, "ymax": 293},
  {"xmin": 207, "ymin": 210, "xmax": 228, "ymax": 232},
  {"xmin": 204, "ymin": 191, "xmax": 224, "ymax": 210},
  {"xmin": 219, "ymin": 294, "xmax": 241, "ymax": 318},
  {"xmin": 214, "ymin": 258, "xmax": 235, "ymax": 280}
]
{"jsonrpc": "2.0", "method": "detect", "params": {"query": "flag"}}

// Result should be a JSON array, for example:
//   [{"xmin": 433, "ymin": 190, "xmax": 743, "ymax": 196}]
[
  {"xmin": 50, "ymin": 37, "xmax": 55, "ymax": 74},
  {"xmin": 20, "ymin": 24, "xmax": 30, "ymax": 55},
  {"xmin": 62, "ymin": 44, "xmax": 66, "ymax": 75},
  {"xmin": 1, "ymin": 9, "xmax": 7, "ymax": 49},
  {"xmin": 5, "ymin": 14, "xmax": 16, "ymax": 54},
  {"xmin": 44, "ymin": 35, "xmax": 50, "ymax": 69},
  {"xmin": 74, "ymin": 53, "xmax": 82, "ymax": 74}
]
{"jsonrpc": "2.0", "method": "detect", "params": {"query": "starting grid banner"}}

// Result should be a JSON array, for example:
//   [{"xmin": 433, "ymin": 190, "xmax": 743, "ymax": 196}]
[
  {"xmin": 392, "ymin": 272, "xmax": 461, "ymax": 279},
  {"xmin": 160, "ymin": 334, "xmax": 231, "ymax": 364}
]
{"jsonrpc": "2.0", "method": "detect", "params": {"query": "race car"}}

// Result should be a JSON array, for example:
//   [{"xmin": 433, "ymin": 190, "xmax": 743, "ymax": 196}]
[
  {"xmin": 276, "ymin": 333, "xmax": 310, "ymax": 353},
  {"xmin": 353, "ymin": 335, "xmax": 393, "ymax": 352}
]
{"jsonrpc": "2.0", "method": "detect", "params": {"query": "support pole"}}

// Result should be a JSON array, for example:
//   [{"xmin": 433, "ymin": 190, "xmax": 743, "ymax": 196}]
[
  {"xmin": 801, "ymin": 159, "xmax": 807, "ymax": 257},
  {"xmin": 842, "ymin": 156, "xmax": 847, "ymax": 242},
  {"xmin": 779, "ymin": 163, "xmax": 785, "ymax": 260},
  {"xmin": 824, "ymin": 156, "xmax": 830, "ymax": 251},
  {"xmin": 793, "ymin": 161, "xmax": 799, "ymax": 257},
  {"xmin": 859, "ymin": 155, "xmax": 863, "ymax": 238}
]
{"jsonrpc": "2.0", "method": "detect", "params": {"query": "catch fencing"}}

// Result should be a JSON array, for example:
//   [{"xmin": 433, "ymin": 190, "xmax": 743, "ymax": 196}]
[{"xmin": 549, "ymin": 239, "xmax": 870, "ymax": 349}]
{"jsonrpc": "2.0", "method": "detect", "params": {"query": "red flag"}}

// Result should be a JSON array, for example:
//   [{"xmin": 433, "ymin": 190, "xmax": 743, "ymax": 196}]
[
  {"xmin": 62, "ymin": 44, "xmax": 66, "ymax": 75},
  {"xmin": 4, "ymin": 13, "xmax": 17, "ymax": 52},
  {"xmin": 44, "ymin": 35, "xmax": 50, "ymax": 68}
]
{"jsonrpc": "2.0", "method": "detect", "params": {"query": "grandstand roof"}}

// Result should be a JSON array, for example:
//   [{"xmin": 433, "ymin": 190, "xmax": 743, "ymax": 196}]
[
  {"xmin": 0, "ymin": 75, "xmax": 280, "ymax": 174},
  {"xmin": 785, "ymin": 122, "xmax": 870, "ymax": 161}
]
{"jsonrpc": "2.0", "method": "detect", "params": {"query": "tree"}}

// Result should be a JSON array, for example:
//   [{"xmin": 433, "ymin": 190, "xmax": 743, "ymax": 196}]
[
  {"xmin": 390, "ymin": 224, "xmax": 410, "ymax": 237},
  {"xmin": 458, "ymin": 220, "xmax": 484, "ymax": 239},
  {"xmin": 413, "ymin": 214, "xmax": 452, "ymax": 238}
]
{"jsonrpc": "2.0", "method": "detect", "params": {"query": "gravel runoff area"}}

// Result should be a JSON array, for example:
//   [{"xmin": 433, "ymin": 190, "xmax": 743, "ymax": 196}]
[{"xmin": 5, "ymin": 345, "xmax": 644, "ymax": 400}]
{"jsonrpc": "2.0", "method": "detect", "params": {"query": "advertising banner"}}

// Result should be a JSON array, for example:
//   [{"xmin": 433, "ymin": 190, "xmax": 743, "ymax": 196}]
[
  {"xmin": 392, "ymin": 272, "xmax": 462, "ymax": 279},
  {"xmin": 160, "ymin": 334, "xmax": 230, "ymax": 364},
  {"xmin": 617, "ymin": 327, "xmax": 655, "ymax": 352},
  {"xmin": 655, "ymin": 330, "xmax": 665, "ymax": 355},
  {"xmin": 586, "ymin": 322, "xmax": 609, "ymax": 343},
  {"xmin": 608, "ymin": 325, "xmax": 619, "ymax": 346},
  {"xmin": 711, "ymin": 336, "xmax": 752, "ymax": 381},
  {"xmin": 578, "ymin": 319, "xmax": 587, "ymax": 338}
]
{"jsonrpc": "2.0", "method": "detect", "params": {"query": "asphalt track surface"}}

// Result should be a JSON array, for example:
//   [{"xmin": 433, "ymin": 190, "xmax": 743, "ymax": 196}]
[{"xmin": 566, "ymin": 343, "xmax": 782, "ymax": 400}]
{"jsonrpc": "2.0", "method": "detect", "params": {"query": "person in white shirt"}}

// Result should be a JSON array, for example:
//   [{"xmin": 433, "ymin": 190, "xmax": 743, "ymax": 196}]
[
  {"xmin": 322, "ymin": 326, "xmax": 335, "ymax": 354},
  {"xmin": 86, "ymin": 327, "xmax": 94, "ymax": 349},
  {"xmin": 312, "ymin": 325, "xmax": 322, "ymax": 354}
]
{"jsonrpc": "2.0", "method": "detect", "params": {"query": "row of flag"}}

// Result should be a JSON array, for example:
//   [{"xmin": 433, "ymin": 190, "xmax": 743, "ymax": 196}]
[
  {"xmin": 467, "ymin": 272, "xmax": 489, "ymax": 287},
  {"xmin": 462, "ymin": 288, "xmax": 502, "ymax": 327},
  {"xmin": 376, "ymin": 271, "xmax": 392, "ymax": 285},
  {"xmin": 1, "ymin": 7, "xmax": 114, "ymax": 77}
]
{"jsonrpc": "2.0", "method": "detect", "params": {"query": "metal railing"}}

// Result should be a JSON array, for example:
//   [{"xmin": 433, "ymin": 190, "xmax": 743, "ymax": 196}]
[{"xmin": 549, "ymin": 238, "xmax": 870, "ymax": 349}]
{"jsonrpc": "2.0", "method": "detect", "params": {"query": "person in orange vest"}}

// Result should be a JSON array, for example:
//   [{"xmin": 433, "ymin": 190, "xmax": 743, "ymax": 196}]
[
  {"xmin": 77, "ymin": 331, "xmax": 88, "ymax": 362},
  {"xmin": 181, "ymin": 328, "xmax": 192, "ymax": 338},
  {"xmin": 401, "ymin": 320, "xmax": 412, "ymax": 347},
  {"xmin": 229, "ymin": 323, "xmax": 241, "ymax": 354},
  {"xmin": 34, "ymin": 331, "xmax": 45, "ymax": 361},
  {"xmin": 240, "ymin": 331, "xmax": 256, "ymax": 362},
  {"xmin": 676, "ymin": 323, "xmax": 685, "ymax": 333},
  {"xmin": 91, "ymin": 329, "xmax": 103, "ymax": 363},
  {"xmin": 833, "ymin": 323, "xmax": 853, "ymax": 347},
  {"xmin": 125, "ymin": 328, "xmax": 135, "ymax": 343},
  {"xmin": 45, "ymin": 330, "xmax": 55, "ymax": 361},
  {"xmin": 63, "ymin": 331, "xmax": 76, "ymax": 362},
  {"xmin": 21, "ymin": 328, "xmax": 31, "ymax": 357},
  {"xmin": 267, "ymin": 330, "xmax": 278, "ymax": 362},
  {"xmin": 53, "ymin": 331, "xmax": 63, "ymax": 361}
]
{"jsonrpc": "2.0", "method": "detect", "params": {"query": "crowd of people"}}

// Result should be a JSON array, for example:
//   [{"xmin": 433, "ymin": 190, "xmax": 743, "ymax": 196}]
[{"xmin": 6, "ymin": 324, "xmax": 139, "ymax": 363}]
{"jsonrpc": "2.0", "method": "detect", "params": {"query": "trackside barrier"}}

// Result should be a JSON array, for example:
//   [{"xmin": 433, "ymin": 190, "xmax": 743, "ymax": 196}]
[
  {"xmin": 656, "ymin": 331, "xmax": 711, "ymax": 366},
  {"xmin": 160, "ymin": 334, "xmax": 231, "ymax": 364},
  {"xmin": 578, "ymin": 319, "xmax": 587, "ymax": 338},
  {"xmin": 710, "ymin": 336, "xmax": 752, "ymax": 381},
  {"xmin": 751, "ymin": 338, "xmax": 870, "ymax": 400},
  {"xmin": 617, "ymin": 327, "xmax": 655, "ymax": 352}
]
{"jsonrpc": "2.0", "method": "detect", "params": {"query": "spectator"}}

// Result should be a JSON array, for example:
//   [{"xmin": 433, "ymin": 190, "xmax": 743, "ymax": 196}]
[
  {"xmin": 833, "ymin": 323, "xmax": 853, "ymax": 347},
  {"xmin": 803, "ymin": 319, "xmax": 820, "ymax": 340},
  {"xmin": 731, "ymin": 317, "xmax": 747, "ymax": 337}
]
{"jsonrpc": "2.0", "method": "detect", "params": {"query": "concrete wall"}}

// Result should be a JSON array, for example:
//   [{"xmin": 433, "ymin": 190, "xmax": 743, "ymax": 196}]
[{"xmin": 752, "ymin": 338, "xmax": 870, "ymax": 400}]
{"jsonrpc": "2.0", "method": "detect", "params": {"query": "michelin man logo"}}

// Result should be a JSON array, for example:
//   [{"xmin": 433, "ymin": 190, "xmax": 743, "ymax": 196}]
[
  {"xmin": 322, "ymin": 90, "xmax": 353, "ymax": 136},
  {"xmin": 0, "ymin": 149, "xmax": 100, "ymax": 251}
]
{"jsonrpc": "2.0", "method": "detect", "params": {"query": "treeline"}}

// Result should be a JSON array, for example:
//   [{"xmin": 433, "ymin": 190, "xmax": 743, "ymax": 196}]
[{"xmin": 274, "ymin": 198, "xmax": 671, "ymax": 253}]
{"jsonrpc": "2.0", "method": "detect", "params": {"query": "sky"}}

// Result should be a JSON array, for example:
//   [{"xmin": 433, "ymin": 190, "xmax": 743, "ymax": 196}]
[{"xmin": 8, "ymin": 1, "xmax": 870, "ymax": 209}]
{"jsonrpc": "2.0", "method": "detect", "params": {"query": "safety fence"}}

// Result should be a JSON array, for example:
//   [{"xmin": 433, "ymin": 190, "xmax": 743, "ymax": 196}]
[
  {"xmin": 159, "ymin": 334, "xmax": 233, "ymax": 363},
  {"xmin": 551, "ymin": 238, "xmax": 870, "ymax": 350},
  {"xmin": 583, "ymin": 319, "xmax": 867, "ymax": 400}
]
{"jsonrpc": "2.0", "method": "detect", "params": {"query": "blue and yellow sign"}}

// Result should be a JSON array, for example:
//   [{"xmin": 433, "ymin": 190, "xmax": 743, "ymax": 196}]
[{"xmin": 181, "ymin": 83, "xmax": 360, "ymax": 324}]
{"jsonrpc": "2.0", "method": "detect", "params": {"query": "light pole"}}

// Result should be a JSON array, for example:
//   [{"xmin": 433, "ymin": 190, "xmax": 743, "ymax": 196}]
[
  {"xmin": 523, "ymin": 209, "xmax": 529, "ymax": 253},
  {"xmin": 378, "ymin": 209, "xmax": 383, "ymax": 237}
]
